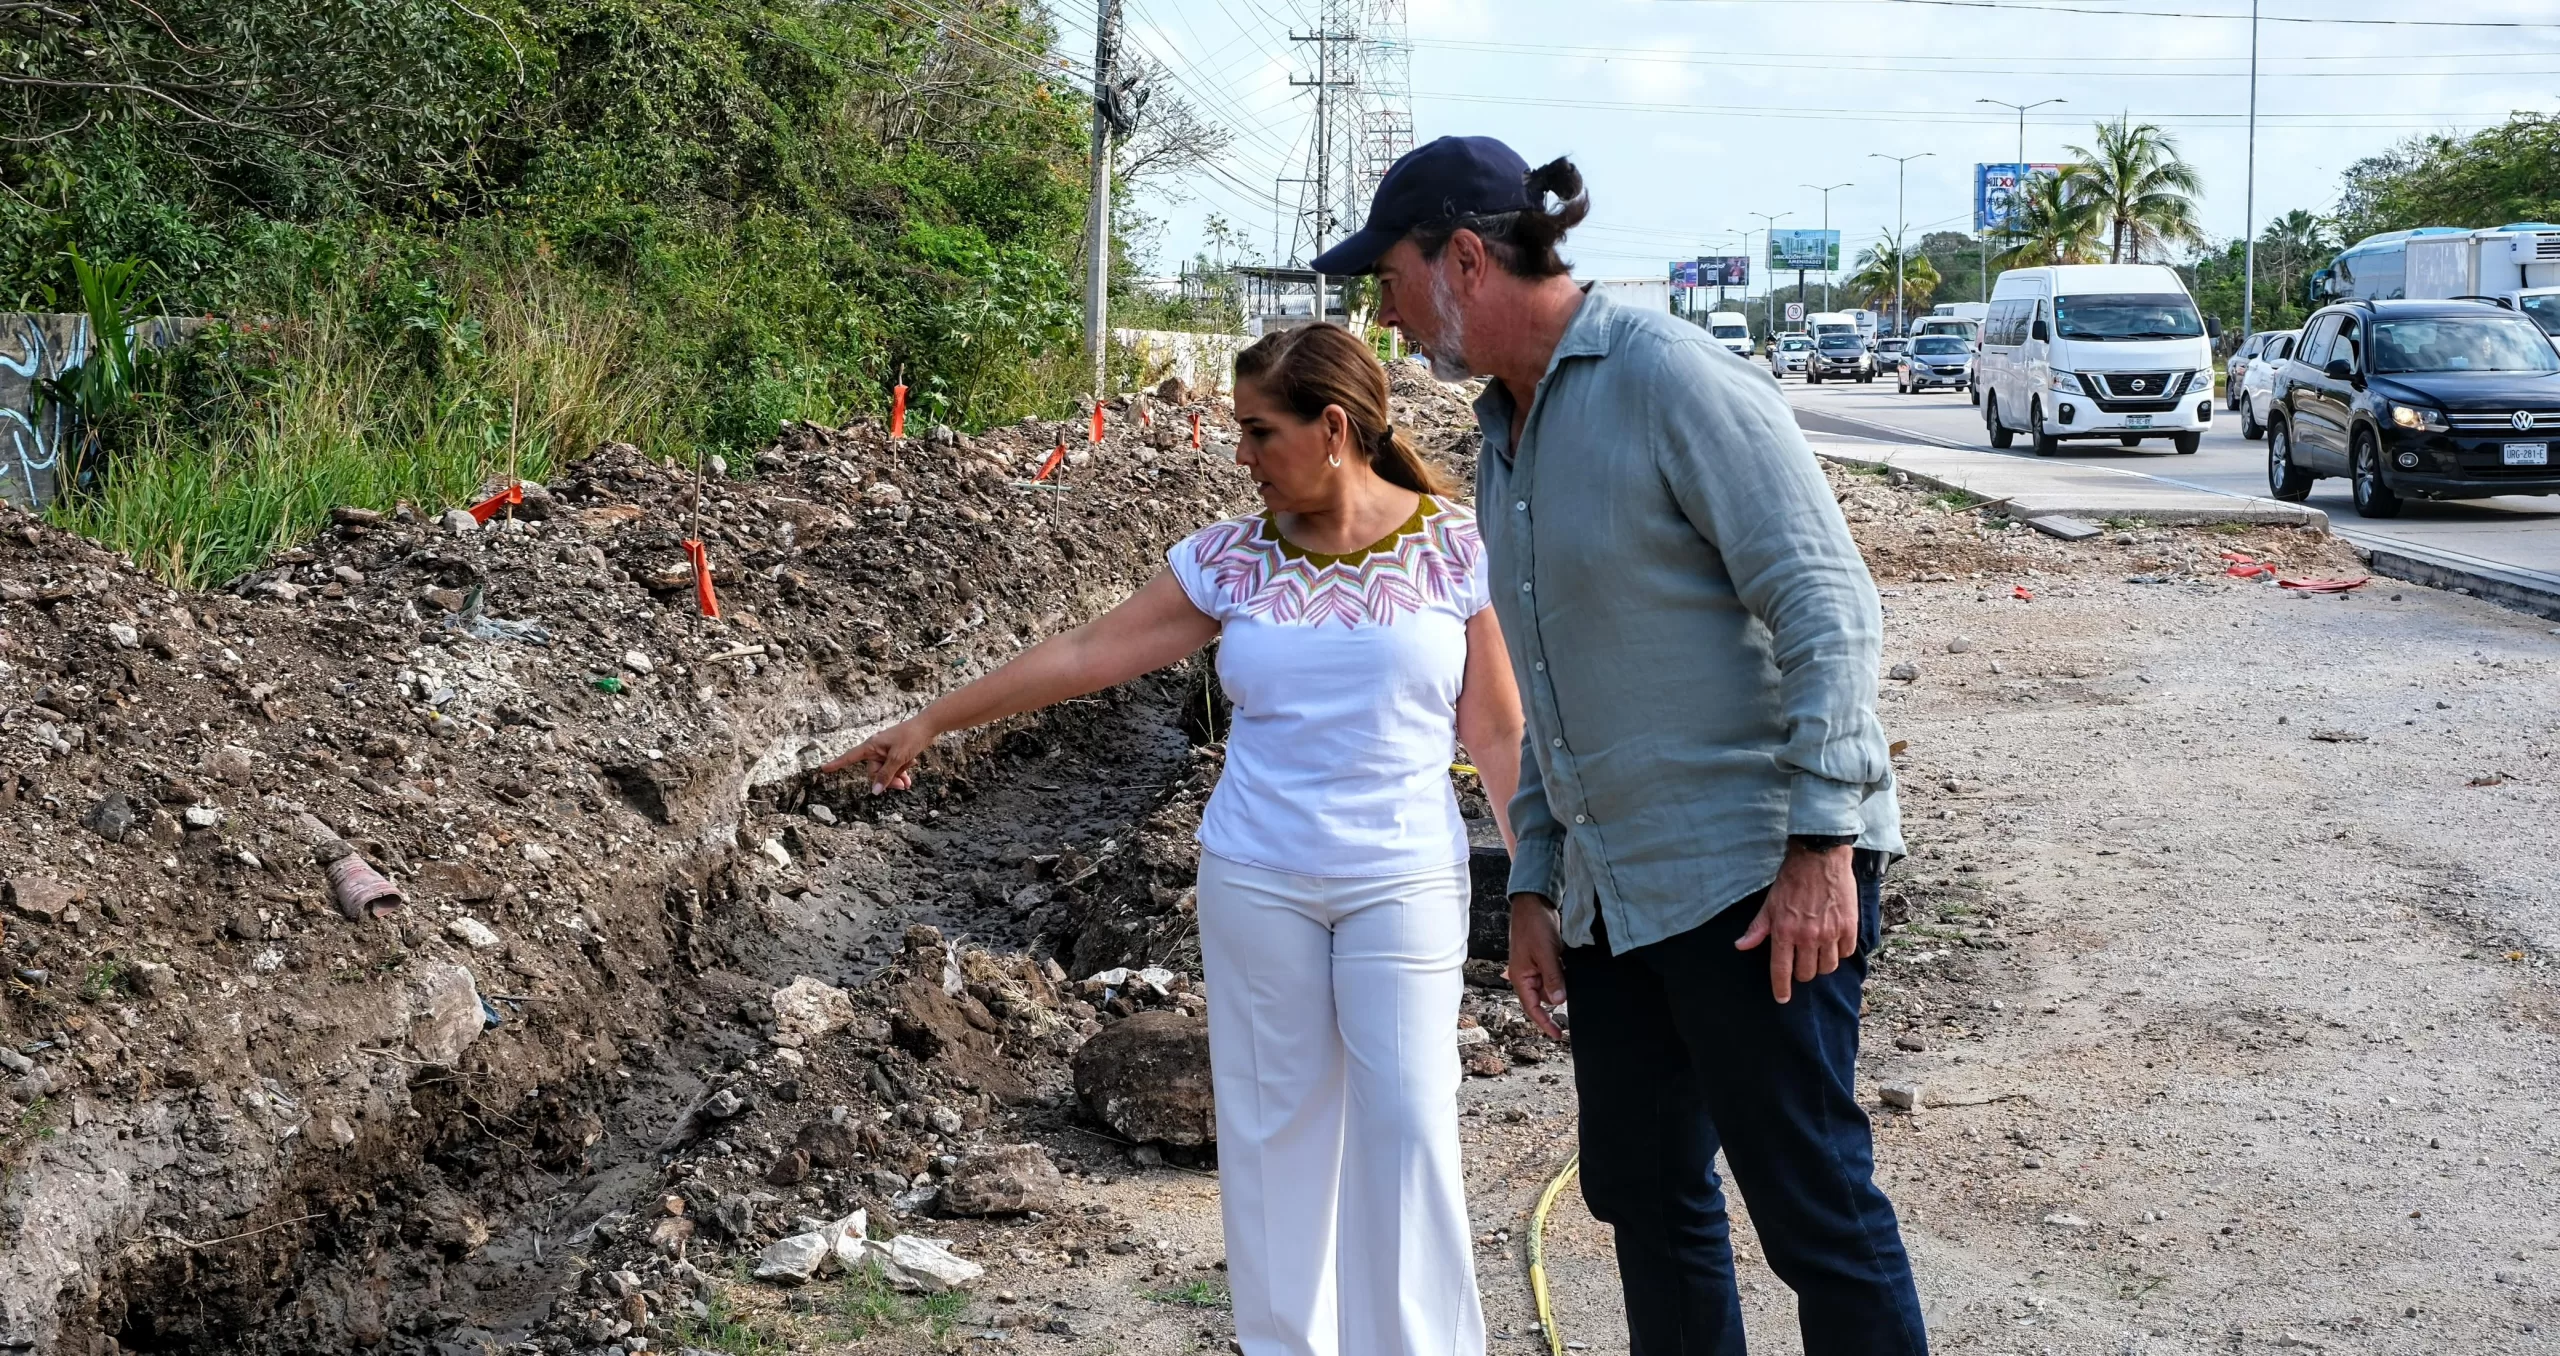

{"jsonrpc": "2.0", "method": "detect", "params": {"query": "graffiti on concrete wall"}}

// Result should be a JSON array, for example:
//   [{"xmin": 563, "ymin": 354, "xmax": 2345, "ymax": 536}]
[
  {"xmin": 0, "ymin": 312, "xmax": 90, "ymax": 511},
  {"xmin": 1114, "ymin": 328, "xmax": 1250, "ymax": 397},
  {"xmin": 0, "ymin": 313, "xmax": 197, "ymax": 511}
]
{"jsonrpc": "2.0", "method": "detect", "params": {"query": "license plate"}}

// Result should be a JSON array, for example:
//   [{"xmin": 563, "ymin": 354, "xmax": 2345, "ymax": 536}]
[
  {"xmin": 2124, "ymin": 415, "xmax": 2152, "ymax": 429},
  {"xmin": 2504, "ymin": 441, "xmax": 2549, "ymax": 466}
]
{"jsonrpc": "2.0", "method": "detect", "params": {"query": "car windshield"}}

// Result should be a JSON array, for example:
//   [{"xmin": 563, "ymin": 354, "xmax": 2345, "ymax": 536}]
[
  {"xmin": 1710, "ymin": 325, "xmax": 1748, "ymax": 339},
  {"xmin": 2053, "ymin": 293, "xmax": 2205, "ymax": 341},
  {"xmin": 1911, "ymin": 336, "xmax": 1968, "ymax": 355},
  {"xmin": 2370, "ymin": 317, "xmax": 2560, "ymax": 373},
  {"xmin": 1818, "ymin": 335, "xmax": 1863, "ymax": 350},
  {"xmin": 1780, "ymin": 338, "xmax": 1810, "ymax": 350},
  {"xmin": 2518, "ymin": 294, "xmax": 2560, "ymax": 337}
]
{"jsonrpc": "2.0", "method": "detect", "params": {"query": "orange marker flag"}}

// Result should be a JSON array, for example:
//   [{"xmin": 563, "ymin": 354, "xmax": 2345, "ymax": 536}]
[
  {"xmin": 467, "ymin": 483, "xmax": 523, "ymax": 523},
  {"xmin": 890, "ymin": 380, "xmax": 909, "ymax": 440},
  {"xmin": 684, "ymin": 539, "xmax": 722, "ymax": 619},
  {"xmin": 1037, "ymin": 437, "xmax": 1067, "ymax": 481},
  {"xmin": 1190, "ymin": 412, "xmax": 1202, "ymax": 449},
  {"xmin": 1090, "ymin": 402, "xmax": 1105, "ymax": 443}
]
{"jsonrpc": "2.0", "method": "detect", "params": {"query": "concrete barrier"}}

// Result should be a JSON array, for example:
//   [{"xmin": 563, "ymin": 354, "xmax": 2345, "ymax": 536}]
[{"xmin": 1113, "ymin": 329, "xmax": 1249, "ymax": 397}]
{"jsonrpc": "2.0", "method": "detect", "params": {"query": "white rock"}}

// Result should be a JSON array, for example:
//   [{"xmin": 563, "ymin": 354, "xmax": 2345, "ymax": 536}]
[
  {"xmin": 107, "ymin": 622, "xmax": 140, "ymax": 650},
  {"xmin": 771, "ymin": 976, "xmax": 858, "ymax": 1043},
  {"xmin": 759, "ymin": 837, "xmax": 792, "ymax": 869},
  {"xmin": 621, "ymin": 649, "xmax": 654, "ymax": 675},
  {"xmin": 1945, "ymin": 636, "xmax": 1975, "ymax": 654},
  {"xmin": 822, "ymin": 1210, "xmax": 871, "ymax": 1272},
  {"xmin": 439, "ymin": 508, "xmax": 479, "ymax": 535},
  {"xmin": 183, "ymin": 805, "xmax": 222, "ymax": 831},
  {"xmin": 446, "ymin": 917, "xmax": 503, "ymax": 949},
  {"xmin": 753, "ymin": 1232, "xmax": 831, "ymax": 1285},
  {"xmin": 411, "ymin": 964, "xmax": 484, "ymax": 1065},
  {"xmin": 522, "ymin": 842, "xmax": 554, "ymax": 866},
  {"xmin": 1878, "ymin": 1081, "xmax": 1922, "ymax": 1111},
  {"xmin": 2041, "ymin": 1212, "xmax": 2093, "ymax": 1230},
  {"xmin": 806, "ymin": 804, "xmax": 838, "ymax": 826},
  {"xmin": 861, "ymin": 1234, "xmax": 983, "ymax": 1292},
  {"xmin": 1454, "ymin": 1025, "xmax": 1491, "ymax": 1047}
]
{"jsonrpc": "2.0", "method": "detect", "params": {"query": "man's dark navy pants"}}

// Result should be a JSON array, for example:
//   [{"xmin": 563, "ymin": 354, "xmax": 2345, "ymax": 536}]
[{"xmin": 1559, "ymin": 853, "xmax": 1928, "ymax": 1355}]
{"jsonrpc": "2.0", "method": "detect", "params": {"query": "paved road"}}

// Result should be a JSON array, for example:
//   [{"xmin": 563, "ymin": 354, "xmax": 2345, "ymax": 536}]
[{"xmin": 1782, "ymin": 373, "xmax": 2560, "ymax": 585}]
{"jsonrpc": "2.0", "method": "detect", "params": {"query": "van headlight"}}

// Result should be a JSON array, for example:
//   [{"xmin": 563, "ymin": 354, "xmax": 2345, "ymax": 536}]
[
  {"xmin": 2389, "ymin": 404, "xmax": 2449, "ymax": 432},
  {"xmin": 2047, "ymin": 371, "xmax": 2086, "ymax": 395}
]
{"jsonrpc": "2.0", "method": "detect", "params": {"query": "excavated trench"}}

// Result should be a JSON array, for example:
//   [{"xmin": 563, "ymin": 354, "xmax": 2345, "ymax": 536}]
[{"xmin": 0, "ymin": 406, "xmax": 1265, "ymax": 1356}]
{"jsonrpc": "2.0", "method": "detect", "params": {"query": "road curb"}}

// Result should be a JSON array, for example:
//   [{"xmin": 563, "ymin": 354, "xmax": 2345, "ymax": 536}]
[
  {"xmin": 1808, "ymin": 445, "xmax": 2331, "ymax": 529},
  {"xmin": 2352, "ymin": 542, "xmax": 2560, "ymax": 622}
]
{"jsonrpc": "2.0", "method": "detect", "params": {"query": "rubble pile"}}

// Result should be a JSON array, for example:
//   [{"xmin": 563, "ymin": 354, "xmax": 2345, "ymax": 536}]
[
  {"xmin": 0, "ymin": 392, "xmax": 1253, "ymax": 1353},
  {"xmin": 1387, "ymin": 360, "xmax": 1485, "ymax": 488}
]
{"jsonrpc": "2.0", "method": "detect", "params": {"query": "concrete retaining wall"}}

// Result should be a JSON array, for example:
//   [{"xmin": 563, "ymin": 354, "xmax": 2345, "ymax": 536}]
[
  {"xmin": 0, "ymin": 313, "xmax": 195, "ymax": 510},
  {"xmin": 1114, "ymin": 328, "xmax": 1249, "ymax": 396}
]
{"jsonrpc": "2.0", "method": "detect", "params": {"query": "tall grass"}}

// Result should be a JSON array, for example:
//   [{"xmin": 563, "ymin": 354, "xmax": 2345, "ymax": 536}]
[{"xmin": 52, "ymin": 262, "xmax": 662, "ymax": 590}]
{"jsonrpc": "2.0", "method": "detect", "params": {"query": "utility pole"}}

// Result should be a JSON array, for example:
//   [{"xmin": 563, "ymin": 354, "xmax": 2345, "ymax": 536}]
[
  {"xmin": 1978, "ymin": 97, "xmax": 2065, "ymax": 273},
  {"xmin": 1870, "ymin": 153, "xmax": 1934, "ymax": 336},
  {"xmin": 1291, "ymin": 15, "xmax": 1358, "ymax": 326},
  {"xmin": 1750, "ymin": 210, "xmax": 1791, "ymax": 337},
  {"xmin": 1082, "ymin": 0, "xmax": 1122, "ymax": 397},
  {"xmin": 2240, "ymin": 0, "xmax": 2260, "ymax": 344},
  {"xmin": 1803, "ymin": 182, "xmax": 1852, "ymax": 312}
]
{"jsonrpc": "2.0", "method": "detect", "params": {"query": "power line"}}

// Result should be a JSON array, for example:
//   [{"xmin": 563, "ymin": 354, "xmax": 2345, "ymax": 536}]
[
  {"xmin": 1412, "ymin": 35, "xmax": 2560, "ymax": 65},
  {"xmin": 1414, "ymin": 88, "xmax": 2533, "ymax": 128},
  {"xmin": 1658, "ymin": 0, "xmax": 2560, "ymax": 28},
  {"xmin": 1407, "ymin": 37, "xmax": 2560, "ymax": 77}
]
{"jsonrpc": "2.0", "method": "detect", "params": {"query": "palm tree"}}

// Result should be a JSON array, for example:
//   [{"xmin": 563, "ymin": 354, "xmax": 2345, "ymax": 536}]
[
  {"xmin": 2258, "ymin": 209, "xmax": 2334, "ymax": 313},
  {"xmin": 2065, "ymin": 117, "xmax": 2205, "ymax": 263},
  {"xmin": 1844, "ymin": 236, "xmax": 1942, "ymax": 321},
  {"xmin": 1995, "ymin": 170, "xmax": 2106, "ymax": 268}
]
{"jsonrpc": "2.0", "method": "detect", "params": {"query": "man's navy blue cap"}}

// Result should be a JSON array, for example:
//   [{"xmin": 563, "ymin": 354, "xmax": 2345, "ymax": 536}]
[{"xmin": 1308, "ymin": 135, "xmax": 1534, "ymax": 277}]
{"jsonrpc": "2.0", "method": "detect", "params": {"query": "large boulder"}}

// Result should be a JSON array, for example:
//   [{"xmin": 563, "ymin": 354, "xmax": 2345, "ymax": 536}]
[
  {"xmin": 1071, "ymin": 1010, "xmax": 1215, "ymax": 1146},
  {"xmin": 940, "ymin": 1145, "xmax": 1064, "ymax": 1217},
  {"xmin": 410, "ymin": 964, "xmax": 484, "ymax": 1066}
]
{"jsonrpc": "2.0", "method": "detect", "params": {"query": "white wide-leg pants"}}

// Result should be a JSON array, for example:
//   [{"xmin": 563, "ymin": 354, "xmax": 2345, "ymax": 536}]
[{"xmin": 1195, "ymin": 851, "xmax": 1486, "ymax": 1356}]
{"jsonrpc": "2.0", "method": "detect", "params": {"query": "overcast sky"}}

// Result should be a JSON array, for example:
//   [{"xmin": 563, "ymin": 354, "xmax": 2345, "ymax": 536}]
[{"xmin": 1059, "ymin": 0, "xmax": 2560, "ymax": 297}]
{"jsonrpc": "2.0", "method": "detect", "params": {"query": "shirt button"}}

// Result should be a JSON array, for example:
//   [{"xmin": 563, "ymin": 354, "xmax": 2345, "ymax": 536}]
[
  {"xmin": 1550, "ymin": 737, "xmax": 1564, "ymax": 748},
  {"xmin": 1519, "ymin": 582, "xmax": 1532, "ymax": 593},
  {"xmin": 1515, "ymin": 500, "xmax": 1527, "ymax": 511},
  {"xmin": 1574, "ymin": 814, "xmax": 1588, "ymax": 825},
  {"xmin": 1534, "ymin": 661, "xmax": 1546, "ymax": 672}
]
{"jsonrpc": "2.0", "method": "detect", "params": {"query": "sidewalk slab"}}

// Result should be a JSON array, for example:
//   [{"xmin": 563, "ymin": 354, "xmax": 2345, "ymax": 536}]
[{"xmin": 1806, "ymin": 435, "xmax": 2330, "ymax": 530}]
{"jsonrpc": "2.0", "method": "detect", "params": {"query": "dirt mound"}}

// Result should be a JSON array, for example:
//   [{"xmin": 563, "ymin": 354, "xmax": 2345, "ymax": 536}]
[
  {"xmin": 0, "ymin": 392, "xmax": 1251, "ymax": 1353},
  {"xmin": 1388, "ymin": 359, "xmax": 1484, "ymax": 491}
]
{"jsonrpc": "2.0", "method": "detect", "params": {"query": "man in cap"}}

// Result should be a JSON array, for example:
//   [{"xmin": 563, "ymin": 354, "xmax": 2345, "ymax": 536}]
[{"xmin": 1312, "ymin": 136, "xmax": 1927, "ymax": 1353}]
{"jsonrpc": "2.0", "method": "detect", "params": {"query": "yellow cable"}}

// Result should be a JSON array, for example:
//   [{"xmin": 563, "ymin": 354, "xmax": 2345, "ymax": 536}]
[{"xmin": 1528, "ymin": 1152, "xmax": 1580, "ymax": 1356}]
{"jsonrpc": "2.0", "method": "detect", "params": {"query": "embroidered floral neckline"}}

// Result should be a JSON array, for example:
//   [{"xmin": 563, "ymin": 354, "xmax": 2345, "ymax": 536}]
[{"xmin": 1258, "ymin": 495, "xmax": 1436, "ymax": 568}]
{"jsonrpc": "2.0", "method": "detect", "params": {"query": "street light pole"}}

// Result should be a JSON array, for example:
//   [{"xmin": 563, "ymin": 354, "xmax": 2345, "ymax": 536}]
[
  {"xmin": 1750, "ymin": 210, "xmax": 1792, "ymax": 338},
  {"xmin": 1870, "ymin": 152, "xmax": 1935, "ymax": 336},
  {"xmin": 2241, "ymin": 0, "xmax": 2260, "ymax": 344},
  {"xmin": 1803, "ymin": 182, "xmax": 1852, "ymax": 312},
  {"xmin": 1976, "ymin": 97, "xmax": 2064, "ymax": 280}
]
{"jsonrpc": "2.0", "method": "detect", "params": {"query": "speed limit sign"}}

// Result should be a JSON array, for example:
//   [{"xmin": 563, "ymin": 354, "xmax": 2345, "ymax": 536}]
[{"xmin": 1785, "ymin": 302, "xmax": 1805, "ymax": 323}]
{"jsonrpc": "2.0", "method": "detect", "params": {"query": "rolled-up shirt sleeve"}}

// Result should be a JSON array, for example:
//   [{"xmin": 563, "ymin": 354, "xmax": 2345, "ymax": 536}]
[{"xmin": 1645, "ymin": 342, "xmax": 1891, "ymax": 839}]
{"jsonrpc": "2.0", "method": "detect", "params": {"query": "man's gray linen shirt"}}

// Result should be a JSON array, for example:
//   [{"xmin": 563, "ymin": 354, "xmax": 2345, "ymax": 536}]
[{"xmin": 1477, "ymin": 288, "xmax": 1903, "ymax": 955}]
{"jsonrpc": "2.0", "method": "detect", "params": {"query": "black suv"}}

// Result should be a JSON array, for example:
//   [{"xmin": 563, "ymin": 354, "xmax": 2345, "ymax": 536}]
[
  {"xmin": 1806, "ymin": 332, "xmax": 1875, "ymax": 384},
  {"xmin": 2266, "ymin": 299, "xmax": 2560, "ymax": 517}
]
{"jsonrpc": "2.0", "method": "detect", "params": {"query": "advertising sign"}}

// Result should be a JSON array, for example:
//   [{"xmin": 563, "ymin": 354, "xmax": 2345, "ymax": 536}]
[
  {"xmin": 1768, "ymin": 230, "xmax": 1841, "ymax": 271},
  {"xmin": 1702, "ymin": 255, "xmax": 1750, "ymax": 288},
  {"xmin": 1975, "ymin": 162, "xmax": 2064, "ymax": 235}
]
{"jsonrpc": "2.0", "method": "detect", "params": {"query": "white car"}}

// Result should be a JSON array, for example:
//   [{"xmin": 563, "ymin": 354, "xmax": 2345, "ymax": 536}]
[{"xmin": 2234, "ymin": 328, "xmax": 2299, "ymax": 441}]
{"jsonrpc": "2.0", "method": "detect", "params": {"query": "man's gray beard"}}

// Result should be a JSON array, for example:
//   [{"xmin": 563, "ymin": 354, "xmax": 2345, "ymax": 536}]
[{"xmin": 1422, "ymin": 270, "xmax": 1477, "ymax": 382}]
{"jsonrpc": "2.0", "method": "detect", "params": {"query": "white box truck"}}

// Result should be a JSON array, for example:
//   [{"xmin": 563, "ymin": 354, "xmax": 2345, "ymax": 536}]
[
  {"xmin": 1590, "ymin": 278, "xmax": 1674, "ymax": 311},
  {"xmin": 2318, "ymin": 225, "xmax": 2560, "ymax": 338},
  {"xmin": 1705, "ymin": 310, "xmax": 1753, "ymax": 357}
]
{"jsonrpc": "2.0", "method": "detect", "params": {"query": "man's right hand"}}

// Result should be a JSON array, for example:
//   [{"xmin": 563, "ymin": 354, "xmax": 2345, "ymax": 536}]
[{"xmin": 1507, "ymin": 892, "xmax": 1568, "ymax": 1040}]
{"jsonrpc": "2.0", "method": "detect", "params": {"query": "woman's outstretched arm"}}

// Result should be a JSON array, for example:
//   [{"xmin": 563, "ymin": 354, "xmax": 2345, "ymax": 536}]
[{"xmin": 822, "ymin": 570, "xmax": 1219, "ymax": 792}]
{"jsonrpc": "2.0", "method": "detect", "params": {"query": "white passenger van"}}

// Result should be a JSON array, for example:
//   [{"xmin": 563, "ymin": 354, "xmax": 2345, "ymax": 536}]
[
  {"xmin": 1978, "ymin": 263, "xmax": 2221, "ymax": 455},
  {"xmin": 1705, "ymin": 310, "xmax": 1753, "ymax": 357},
  {"xmin": 1807, "ymin": 311, "xmax": 1860, "ymax": 341}
]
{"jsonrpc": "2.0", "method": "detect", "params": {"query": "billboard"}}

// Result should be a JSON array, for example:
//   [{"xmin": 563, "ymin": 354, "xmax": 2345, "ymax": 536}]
[
  {"xmin": 1702, "ymin": 255, "xmax": 1749, "ymax": 287},
  {"xmin": 1976, "ymin": 162, "xmax": 2064, "ymax": 234},
  {"xmin": 1769, "ymin": 230, "xmax": 1841, "ymax": 271}
]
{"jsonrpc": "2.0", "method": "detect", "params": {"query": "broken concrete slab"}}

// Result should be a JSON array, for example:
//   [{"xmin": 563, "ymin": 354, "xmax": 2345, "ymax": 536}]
[{"xmin": 2025, "ymin": 514, "xmax": 2102, "ymax": 541}]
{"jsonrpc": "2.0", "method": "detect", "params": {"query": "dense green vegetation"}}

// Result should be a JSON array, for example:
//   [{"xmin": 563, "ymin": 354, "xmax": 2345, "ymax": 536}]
[
  {"xmin": 2334, "ymin": 114, "xmax": 2560, "ymax": 246},
  {"xmin": 3, "ymin": 0, "xmax": 1160, "ymax": 585}
]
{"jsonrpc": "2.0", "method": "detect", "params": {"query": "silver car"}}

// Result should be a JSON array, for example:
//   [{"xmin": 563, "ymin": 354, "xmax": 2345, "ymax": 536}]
[
  {"xmin": 1894, "ymin": 333, "xmax": 1974, "ymax": 394},
  {"xmin": 2225, "ymin": 329, "xmax": 2288, "ymax": 410},
  {"xmin": 2234, "ymin": 328, "xmax": 2298, "ymax": 440},
  {"xmin": 1770, "ymin": 334, "xmax": 1812, "ymax": 378}
]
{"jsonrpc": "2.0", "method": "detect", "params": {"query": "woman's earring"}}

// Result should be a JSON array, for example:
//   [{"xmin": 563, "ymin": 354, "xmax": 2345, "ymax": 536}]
[{"xmin": 1326, "ymin": 453, "xmax": 1342, "ymax": 467}]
